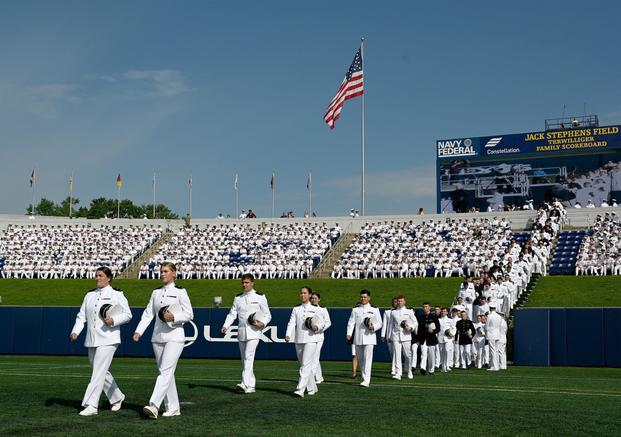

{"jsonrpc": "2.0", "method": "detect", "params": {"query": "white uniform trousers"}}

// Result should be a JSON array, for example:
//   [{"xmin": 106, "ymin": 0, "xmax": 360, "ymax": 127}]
[
  {"xmin": 355, "ymin": 345, "xmax": 374, "ymax": 385},
  {"xmin": 421, "ymin": 344, "xmax": 436, "ymax": 373},
  {"xmin": 499, "ymin": 340, "xmax": 507, "ymax": 369},
  {"xmin": 295, "ymin": 342, "xmax": 318, "ymax": 393},
  {"xmin": 411, "ymin": 342, "xmax": 419, "ymax": 370},
  {"xmin": 435, "ymin": 344, "xmax": 441, "ymax": 368},
  {"xmin": 82, "ymin": 345, "xmax": 124, "ymax": 408},
  {"xmin": 392, "ymin": 341, "xmax": 412, "ymax": 377},
  {"xmin": 239, "ymin": 339, "xmax": 259, "ymax": 389},
  {"xmin": 459, "ymin": 344, "xmax": 472, "ymax": 368},
  {"xmin": 149, "ymin": 341, "xmax": 184, "ymax": 411},
  {"xmin": 314, "ymin": 338, "xmax": 324, "ymax": 382},
  {"xmin": 439, "ymin": 342, "xmax": 453, "ymax": 372},
  {"xmin": 474, "ymin": 339, "xmax": 486, "ymax": 368},
  {"xmin": 488, "ymin": 339, "xmax": 500, "ymax": 370},
  {"xmin": 452, "ymin": 341, "xmax": 460, "ymax": 367},
  {"xmin": 386, "ymin": 340, "xmax": 396, "ymax": 375}
]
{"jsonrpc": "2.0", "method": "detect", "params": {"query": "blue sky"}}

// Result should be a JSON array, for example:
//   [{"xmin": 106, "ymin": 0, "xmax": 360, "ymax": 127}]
[{"xmin": 1, "ymin": 0, "xmax": 619, "ymax": 217}]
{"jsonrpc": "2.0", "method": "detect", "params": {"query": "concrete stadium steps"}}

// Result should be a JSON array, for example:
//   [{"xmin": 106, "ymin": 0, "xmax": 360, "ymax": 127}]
[
  {"xmin": 310, "ymin": 233, "xmax": 357, "ymax": 279},
  {"xmin": 549, "ymin": 230, "xmax": 588, "ymax": 275},
  {"xmin": 510, "ymin": 273, "xmax": 541, "ymax": 317},
  {"xmin": 118, "ymin": 230, "xmax": 174, "ymax": 279}
]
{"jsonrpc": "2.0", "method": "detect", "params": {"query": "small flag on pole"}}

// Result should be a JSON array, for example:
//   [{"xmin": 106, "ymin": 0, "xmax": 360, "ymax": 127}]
[
  {"xmin": 116, "ymin": 174, "xmax": 123, "ymax": 189},
  {"xmin": 234, "ymin": 173, "xmax": 239, "ymax": 191},
  {"xmin": 29, "ymin": 169, "xmax": 36, "ymax": 187},
  {"xmin": 307, "ymin": 173, "xmax": 312, "ymax": 191},
  {"xmin": 324, "ymin": 46, "xmax": 364, "ymax": 129},
  {"xmin": 189, "ymin": 175, "xmax": 193, "ymax": 188},
  {"xmin": 270, "ymin": 174, "xmax": 275, "ymax": 190},
  {"xmin": 69, "ymin": 175, "xmax": 73, "ymax": 193}
]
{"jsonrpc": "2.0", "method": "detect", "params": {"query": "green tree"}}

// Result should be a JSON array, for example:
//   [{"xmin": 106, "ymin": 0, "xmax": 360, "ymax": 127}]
[
  {"xmin": 59, "ymin": 197, "xmax": 80, "ymax": 217},
  {"xmin": 27, "ymin": 198, "xmax": 59, "ymax": 216}
]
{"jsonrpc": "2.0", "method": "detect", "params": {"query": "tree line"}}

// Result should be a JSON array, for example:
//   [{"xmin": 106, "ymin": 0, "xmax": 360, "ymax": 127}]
[{"xmin": 27, "ymin": 197, "xmax": 179, "ymax": 219}]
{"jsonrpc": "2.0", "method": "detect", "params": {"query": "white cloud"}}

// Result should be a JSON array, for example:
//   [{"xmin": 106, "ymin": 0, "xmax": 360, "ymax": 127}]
[
  {"xmin": 83, "ymin": 73, "xmax": 116, "ymax": 82},
  {"xmin": 0, "ymin": 82, "xmax": 80, "ymax": 118},
  {"xmin": 124, "ymin": 69, "xmax": 188, "ymax": 97}
]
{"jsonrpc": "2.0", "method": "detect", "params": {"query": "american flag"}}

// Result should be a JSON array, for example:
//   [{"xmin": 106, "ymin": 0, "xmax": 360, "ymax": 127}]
[
  {"xmin": 189, "ymin": 175, "xmax": 193, "ymax": 188},
  {"xmin": 270, "ymin": 174, "xmax": 275, "ymax": 190},
  {"xmin": 324, "ymin": 46, "xmax": 364, "ymax": 129}
]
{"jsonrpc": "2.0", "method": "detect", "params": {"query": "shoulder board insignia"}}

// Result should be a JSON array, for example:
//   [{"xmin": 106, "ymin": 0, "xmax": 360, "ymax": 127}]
[
  {"xmin": 256, "ymin": 292, "xmax": 264, "ymax": 295},
  {"xmin": 236, "ymin": 292, "xmax": 244, "ymax": 297},
  {"xmin": 88, "ymin": 288, "xmax": 97, "ymax": 292},
  {"xmin": 112, "ymin": 287, "xmax": 123, "ymax": 292},
  {"xmin": 295, "ymin": 303, "xmax": 302, "ymax": 307},
  {"xmin": 174, "ymin": 284, "xmax": 183, "ymax": 289}
]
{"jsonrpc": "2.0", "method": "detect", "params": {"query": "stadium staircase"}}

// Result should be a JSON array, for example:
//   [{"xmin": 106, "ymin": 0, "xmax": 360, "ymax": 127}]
[
  {"xmin": 510, "ymin": 272, "xmax": 541, "ymax": 317},
  {"xmin": 118, "ymin": 230, "xmax": 175, "ymax": 279},
  {"xmin": 311, "ymin": 228, "xmax": 357, "ymax": 279},
  {"xmin": 549, "ymin": 230, "xmax": 588, "ymax": 275}
]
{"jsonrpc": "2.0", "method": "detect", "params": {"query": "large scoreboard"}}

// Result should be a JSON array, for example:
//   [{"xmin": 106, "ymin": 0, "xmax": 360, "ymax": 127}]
[{"xmin": 436, "ymin": 125, "xmax": 621, "ymax": 213}]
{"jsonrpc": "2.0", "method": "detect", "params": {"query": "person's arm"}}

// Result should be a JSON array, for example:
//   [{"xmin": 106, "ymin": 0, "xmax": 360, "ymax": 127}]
[
  {"xmin": 134, "ymin": 291, "xmax": 156, "ymax": 338},
  {"xmin": 260, "ymin": 295, "xmax": 272, "ymax": 326},
  {"xmin": 346, "ymin": 309, "xmax": 355, "ymax": 339},
  {"xmin": 285, "ymin": 307, "xmax": 296, "ymax": 341},
  {"xmin": 173, "ymin": 289, "xmax": 194, "ymax": 323},
  {"xmin": 380, "ymin": 311, "xmax": 388, "ymax": 339},
  {"xmin": 373, "ymin": 307, "xmax": 382, "ymax": 333},
  {"xmin": 111, "ymin": 292, "xmax": 132, "ymax": 327},
  {"xmin": 432, "ymin": 316, "xmax": 441, "ymax": 334},
  {"xmin": 70, "ymin": 296, "xmax": 87, "ymax": 340},
  {"xmin": 221, "ymin": 297, "xmax": 238, "ymax": 333}
]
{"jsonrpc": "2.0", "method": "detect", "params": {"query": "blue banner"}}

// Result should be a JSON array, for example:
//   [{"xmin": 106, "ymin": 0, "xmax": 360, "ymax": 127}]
[
  {"xmin": 437, "ymin": 125, "xmax": 621, "ymax": 160},
  {"xmin": 0, "ymin": 307, "xmax": 392, "ymax": 362}
]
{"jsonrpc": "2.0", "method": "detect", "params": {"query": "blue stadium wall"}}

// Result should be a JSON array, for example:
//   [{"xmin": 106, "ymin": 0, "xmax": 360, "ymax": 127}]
[
  {"xmin": 513, "ymin": 308, "xmax": 621, "ymax": 367},
  {"xmin": 0, "ymin": 307, "xmax": 380, "ymax": 362},
  {"xmin": 2, "ymin": 306, "xmax": 619, "ymax": 367},
  {"xmin": 436, "ymin": 125, "xmax": 621, "ymax": 213}
]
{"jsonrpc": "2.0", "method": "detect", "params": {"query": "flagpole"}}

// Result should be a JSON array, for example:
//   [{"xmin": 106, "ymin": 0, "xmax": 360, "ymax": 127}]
[
  {"xmin": 31, "ymin": 168, "xmax": 36, "ymax": 216},
  {"xmin": 152, "ymin": 172, "xmax": 156, "ymax": 219},
  {"xmin": 360, "ymin": 36, "xmax": 365, "ymax": 216},
  {"xmin": 117, "ymin": 185, "xmax": 121, "ymax": 219},
  {"xmin": 235, "ymin": 173, "xmax": 239, "ymax": 219},
  {"xmin": 189, "ymin": 175, "xmax": 193, "ymax": 220},
  {"xmin": 271, "ymin": 173, "xmax": 275, "ymax": 220},
  {"xmin": 69, "ymin": 173, "xmax": 73, "ymax": 218},
  {"xmin": 308, "ymin": 172, "xmax": 312, "ymax": 217}
]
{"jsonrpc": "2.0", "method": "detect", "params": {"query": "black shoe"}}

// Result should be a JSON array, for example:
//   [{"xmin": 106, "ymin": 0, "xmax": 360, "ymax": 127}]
[{"xmin": 420, "ymin": 369, "xmax": 427, "ymax": 376}]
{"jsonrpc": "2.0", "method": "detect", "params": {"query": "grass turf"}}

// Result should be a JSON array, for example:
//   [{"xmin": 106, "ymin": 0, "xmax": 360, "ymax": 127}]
[
  {"xmin": 0, "ymin": 355, "xmax": 619, "ymax": 436},
  {"xmin": 525, "ymin": 276, "xmax": 621, "ymax": 307},
  {"xmin": 0, "ymin": 278, "xmax": 461, "ymax": 308}
]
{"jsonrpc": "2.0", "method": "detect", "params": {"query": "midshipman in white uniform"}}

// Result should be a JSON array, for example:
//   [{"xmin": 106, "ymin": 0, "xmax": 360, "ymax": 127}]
[
  {"xmin": 134, "ymin": 262, "xmax": 194, "ymax": 419},
  {"xmin": 346, "ymin": 290, "xmax": 382, "ymax": 387},
  {"xmin": 286, "ymin": 287, "xmax": 326, "ymax": 397},
  {"xmin": 380, "ymin": 298, "xmax": 398, "ymax": 376},
  {"xmin": 221, "ymin": 274, "xmax": 272, "ymax": 393},
  {"xmin": 310, "ymin": 292, "xmax": 331, "ymax": 384},
  {"xmin": 390, "ymin": 295, "xmax": 417, "ymax": 380},
  {"xmin": 70, "ymin": 266, "xmax": 132, "ymax": 417}
]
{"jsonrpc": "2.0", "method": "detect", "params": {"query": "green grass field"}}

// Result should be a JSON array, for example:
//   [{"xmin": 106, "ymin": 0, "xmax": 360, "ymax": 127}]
[
  {"xmin": 525, "ymin": 276, "xmax": 621, "ymax": 307},
  {"xmin": 0, "ymin": 355, "xmax": 619, "ymax": 436},
  {"xmin": 0, "ymin": 278, "xmax": 461, "ymax": 308}
]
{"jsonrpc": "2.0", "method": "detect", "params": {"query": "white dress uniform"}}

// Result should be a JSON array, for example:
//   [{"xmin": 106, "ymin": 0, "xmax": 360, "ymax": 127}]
[
  {"xmin": 313, "ymin": 305, "xmax": 332, "ymax": 383},
  {"xmin": 485, "ymin": 309, "xmax": 503, "ymax": 371},
  {"xmin": 390, "ymin": 307, "xmax": 417, "ymax": 379},
  {"xmin": 346, "ymin": 303, "xmax": 382, "ymax": 387},
  {"xmin": 498, "ymin": 317, "xmax": 508, "ymax": 370},
  {"xmin": 473, "ymin": 321, "xmax": 487, "ymax": 368},
  {"xmin": 286, "ymin": 303, "xmax": 325, "ymax": 394},
  {"xmin": 223, "ymin": 289, "xmax": 272, "ymax": 390},
  {"xmin": 71, "ymin": 285, "xmax": 132, "ymax": 409},
  {"xmin": 380, "ymin": 308, "xmax": 396, "ymax": 375},
  {"xmin": 438, "ymin": 315, "xmax": 456, "ymax": 372},
  {"xmin": 135, "ymin": 282, "xmax": 194, "ymax": 414}
]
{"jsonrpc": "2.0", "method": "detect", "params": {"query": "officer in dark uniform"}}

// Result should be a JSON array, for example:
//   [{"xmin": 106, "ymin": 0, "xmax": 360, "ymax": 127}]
[
  {"xmin": 456, "ymin": 310, "xmax": 476, "ymax": 369},
  {"xmin": 418, "ymin": 302, "xmax": 440, "ymax": 375}
]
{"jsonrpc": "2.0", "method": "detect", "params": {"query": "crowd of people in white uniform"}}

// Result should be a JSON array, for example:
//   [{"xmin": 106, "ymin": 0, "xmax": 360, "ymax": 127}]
[
  {"xmin": 0, "ymin": 224, "xmax": 162, "ymax": 278},
  {"xmin": 139, "ymin": 223, "xmax": 339, "ymax": 280},
  {"xmin": 331, "ymin": 216, "xmax": 550, "ymax": 283},
  {"xmin": 575, "ymin": 212, "xmax": 621, "ymax": 275}
]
